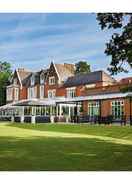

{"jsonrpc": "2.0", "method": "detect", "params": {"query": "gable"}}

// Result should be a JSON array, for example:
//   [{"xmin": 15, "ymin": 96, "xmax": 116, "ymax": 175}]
[
  {"xmin": 102, "ymin": 71, "xmax": 116, "ymax": 84},
  {"xmin": 11, "ymin": 70, "xmax": 21, "ymax": 86},
  {"xmin": 54, "ymin": 64, "xmax": 74, "ymax": 82},
  {"xmin": 46, "ymin": 62, "xmax": 59, "ymax": 84}
]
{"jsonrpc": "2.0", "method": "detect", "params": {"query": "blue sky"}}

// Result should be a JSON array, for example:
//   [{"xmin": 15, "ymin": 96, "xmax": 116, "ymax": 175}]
[{"xmin": 0, "ymin": 13, "xmax": 131, "ymax": 79}]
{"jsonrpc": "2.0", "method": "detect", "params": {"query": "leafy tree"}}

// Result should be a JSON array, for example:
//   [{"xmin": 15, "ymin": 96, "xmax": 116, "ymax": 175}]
[
  {"xmin": 97, "ymin": 13, "xmax": 132, "ymax": 75},
  {"xmin": 0, "ymin": 61, "xmax": 12, "ymax": 106},
  {"xmin": 75, "ymin": 61, "xmax": 91, "ymax": 74}
]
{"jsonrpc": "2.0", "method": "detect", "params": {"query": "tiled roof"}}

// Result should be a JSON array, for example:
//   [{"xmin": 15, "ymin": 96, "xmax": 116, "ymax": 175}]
[
  {"xmin": 23, "ymin": 69, "xmax": 49, "ymax": 86},
  {"xmin": 63, "ymin": 71, "xmax": 104, "ymax": 87},
  {"xmin": 54, "ymin": 63, "xmax": 74, "ymax": 82},
  {"xmin": 16, "ymin": 69, "xmax": 31, "ymax": 86}
]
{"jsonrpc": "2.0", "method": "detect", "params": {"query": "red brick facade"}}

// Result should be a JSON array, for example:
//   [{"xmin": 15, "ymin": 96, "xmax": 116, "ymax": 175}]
[{"xmin": 6, "ymin": 62, "xmax": 132, "ymax": 121}]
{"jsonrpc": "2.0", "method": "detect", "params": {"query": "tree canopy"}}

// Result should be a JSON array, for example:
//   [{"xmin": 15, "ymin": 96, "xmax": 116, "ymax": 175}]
[
  {"xmin": 0, "ymin": 61, "xmax": 12, "ymax": 106},
  {"xmin": 97, "ymin": 13, "xmax": 132, "ymax": 75},
  {"xmin": 75, "ymin": 61, "xmax": 91, "ymax": 74}
]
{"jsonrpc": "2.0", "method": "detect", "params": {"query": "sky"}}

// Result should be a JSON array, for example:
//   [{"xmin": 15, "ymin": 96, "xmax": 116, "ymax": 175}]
[{"xmin": 0, "ymin": 13, "xmax": 131, "ymax": 79}]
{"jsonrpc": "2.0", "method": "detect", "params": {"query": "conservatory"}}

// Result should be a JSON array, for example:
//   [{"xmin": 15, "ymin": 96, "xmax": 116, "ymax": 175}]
[{"xmin": 0, "ymin": 92, "xmax": 132, "ymax": 124}]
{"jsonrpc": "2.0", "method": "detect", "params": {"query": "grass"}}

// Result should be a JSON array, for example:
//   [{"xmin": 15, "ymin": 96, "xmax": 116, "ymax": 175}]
[{"xmin": 0, "ymin": 122, "xmax": 132, "ymax": 171}]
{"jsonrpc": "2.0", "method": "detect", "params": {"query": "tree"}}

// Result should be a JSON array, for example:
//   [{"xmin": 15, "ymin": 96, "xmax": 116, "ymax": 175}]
[
  {"xmin": 0, "ymin": 61, "xmax": 12, "ymax": 106},
  {"xmin": 97, "ymin": 13, "xmax": 132, "ymax": 75},
  {"xmin": 75, "ymin": 61, "xmax": 91, "ymax": 74}
]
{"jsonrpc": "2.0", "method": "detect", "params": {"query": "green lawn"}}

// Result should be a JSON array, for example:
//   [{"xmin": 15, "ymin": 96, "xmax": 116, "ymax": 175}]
[{"xmin": 0, "ymin": 122, "xmax": 132, "ymax": 171}]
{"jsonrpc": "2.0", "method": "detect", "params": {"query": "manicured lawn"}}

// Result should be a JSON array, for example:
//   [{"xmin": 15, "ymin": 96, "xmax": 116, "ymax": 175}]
[{"xmin": 0, "ymin": 122, "xmax": 132, "ymax": 171}]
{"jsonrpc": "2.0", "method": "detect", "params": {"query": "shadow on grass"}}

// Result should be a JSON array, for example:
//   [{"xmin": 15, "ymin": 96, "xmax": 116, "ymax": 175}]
[
  {"xmin": 0, "ymin": 135, "xmax": 132, "ymax": 171},
  {"xmin": 5, "ymin": 123, "xmax": 132, "ymax": 146},
  {"xmin": 7, "ymin": 123, "xmax": 132, "ymax": 141}
]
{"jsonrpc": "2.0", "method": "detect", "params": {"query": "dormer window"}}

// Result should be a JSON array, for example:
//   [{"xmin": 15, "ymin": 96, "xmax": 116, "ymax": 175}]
[
  {"xmin": 40, "ymin": 73, "xmax": 45, "ymax": 84},
  {"xmin": 31, "ymin": 75, "xmax": 35, "ymax": 86},
  {"xmin": 49, "ymin": 76, "xmax": 55, "ymax": 85}
]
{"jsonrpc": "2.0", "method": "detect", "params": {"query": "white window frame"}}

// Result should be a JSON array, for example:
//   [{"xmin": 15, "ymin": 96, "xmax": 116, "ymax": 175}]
[
  {"xmin": 14, "ymin": 88, "xmax": 19, "ymax": 101},
  {"xmin": 28, "ymin": 87, "xmax": 36, "ymax": 99},
  {"xmin": 88, "ymin": 101, "xmax": 100, "ymax": 116},
  {"xmin": 13, "ymin": 78, "xmax": 17, "ymax": 85},
  {"xmin": 40, "ymin": 73, "xmax": 45, "ymax": 84},
  {"xmin": 111, "ymin": 100, "xmax": 124, "ymax": 118},
  {"xmin": 66, "ymin": 87, "xmax": 76, "ymax": 98},
  {"xmin": 48, "ymin": 89, "xmax": 56, "ymax": 98},
  {"xmin": 49, "ymin": 76, "xmax": 55, "ymax": 85},
  {"xmin": 31, "ymin": 75, "xmax": 35, "ymax": 86},
  {"xmin": 6, "ymin": 88, "xmax": 13, "ymax": 101},
  {"xmin": 40, "ymin": 85, "xmax": 44, "ymax": 99}
]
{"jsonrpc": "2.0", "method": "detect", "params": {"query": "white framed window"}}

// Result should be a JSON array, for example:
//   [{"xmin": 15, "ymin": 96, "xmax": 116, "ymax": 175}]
[
  {"xmin": 88, "ymin": 101, "xmax": 100, "ymax": 116},
  {"xmin": 14, "ymin": 88, "xmax": 19, "ymax": 101},
  {"xmin": 67, "ymin": 87, "xmax": 76, "ymax": 98},
  {"xmin": 49, "ymin": 76, "xmax": 55, "ymax": 85},
  {"xmin": 40, "ymin": 85, "xmax": 44, "ymax": 99},
  {"xmin": 40, "ymin": 73, "xmax": 45, "ymax": 84},
  {"xmin": 31, "ymin": 75, "xmax": 35, "ymax": 86},
  {"xmin": 111, "ymin": 100, "xmax": 124, "ymax": 118},
  {"xmin": 48, "ymin": 90, "xmax": 56, "ymax": 98},
  {"xmin": 13, "ymin": 78, "xmax": 17, "ymax": 85},
  {"xmin": 6, "ymin": 88, "xmax": 13, "ymax": 101},
  {"xmin": 28, "ymin": 87, "xmax": 36, "ymax": 99}
]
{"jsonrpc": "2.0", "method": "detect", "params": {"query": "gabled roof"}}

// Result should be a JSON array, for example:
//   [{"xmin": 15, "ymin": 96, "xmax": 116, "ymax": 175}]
[
  {"xmin": 23, "ymin": 69, "xmax": 49, "ymax": 87},
  {"xmin": 54, "ymin": 63, "xmax": 74, "ymax": 82},
  {"xmin": 23, "ymin": 72, "xmax": 39, "ymax": 86},
  {"xmin": 39, "ymin": 69, "xmax": 49, "ymax": 75},
  {"xmin": 12, "ymin": 68, "xmax": 31, "ymax": 88},
  {"xmin": 63, "ymin": 70, "xmax": 115, "ymax": 87},
  {"xmin": 17, "ymin": 68, "xmax": 31, "ymax": 82}
]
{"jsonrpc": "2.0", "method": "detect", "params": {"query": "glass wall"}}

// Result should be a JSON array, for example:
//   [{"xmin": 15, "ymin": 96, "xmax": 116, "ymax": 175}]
[{"xmin": 23, "ymin": 106, "xmax": 56, "ymax": 116}]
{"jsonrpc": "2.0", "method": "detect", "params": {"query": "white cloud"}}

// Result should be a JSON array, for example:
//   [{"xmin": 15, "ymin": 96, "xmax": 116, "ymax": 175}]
[{"xmin": 0, "ymin": 13, "xmax": 113, "ymax": 74}]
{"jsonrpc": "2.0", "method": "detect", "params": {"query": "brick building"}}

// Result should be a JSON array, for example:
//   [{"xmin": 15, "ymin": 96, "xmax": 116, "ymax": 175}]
[{"xmin": 0, "ymin": 61, "xmax": 132, "ymax": 124}]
